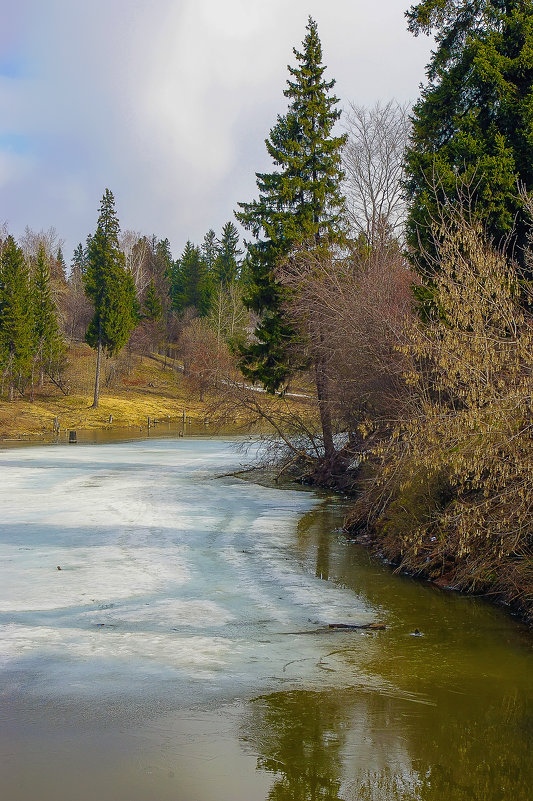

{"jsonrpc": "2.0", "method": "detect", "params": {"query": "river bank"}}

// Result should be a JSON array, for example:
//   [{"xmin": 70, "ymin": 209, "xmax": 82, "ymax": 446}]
[
  {"xmin": 343, "ymin": 481, "xmax": 533, "ymax": 627},
  {"xmin": 287, "ymin": 455, "xmax": 533, "ymax": 628}
]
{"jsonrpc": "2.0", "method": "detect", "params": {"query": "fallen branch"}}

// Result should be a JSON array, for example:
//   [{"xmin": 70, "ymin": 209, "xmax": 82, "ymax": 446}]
[
  {"xmin": 328, "ymin": 622, "xmax": 386, "ymax": 630},
  {"xmin": 215, "ymin": 465, "xmax": 264, "ymax": 479},
  {"xmin": 47, "ymin": 372, "xmax": 70, "ymax": 396}
]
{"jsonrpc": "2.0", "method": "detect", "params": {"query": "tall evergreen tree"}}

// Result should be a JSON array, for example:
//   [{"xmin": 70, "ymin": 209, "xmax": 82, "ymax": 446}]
[
  {"xmin": 155, "ymin": 237, "xmax": 173, "ymax": 280},
  {"xmin": 404, "ymin": 0, "xmax": 533, "ymax": 272},
  {"xmin": 236, "ymin": 16, "xmax": 346, "ymax": 392},
  {"xmin": 84, "ymin": 189, "xmax": 138, "ymax": 407},
  {"xmin": 142, "ymin": 278, "xmax": 163, "ymax": 321},
  {"xmin": 200, "ymin": 229, "xmax": 219, "ymax": 305},
  {"xmin": 55, "ymin": 245, "xmax": 67, "ymax": 283},
  {"xmin": 201, "ymin": 229, "xmax": 219, "ymax": 278},
  {"xmin": 170, "ymin": 241, "xmax": 211, "ymax": 315},
  {"xmin": 215, "ymin": 222, "xmax": 242, "ymax": 286},
  {"xmin": 70, "ymin": 243, "xmax": 86, "ymax": 284},
  {"xmin": 150, "ymin": 238, "xmax": 172, "ymax": 321},
  {"xmin": 32, "ymin": 243, "xmax": 64, "ymax": 387},
  {"xmin": 167, "ymin": 257, "xmax": 183, "ymax": 313},
  {"xmin": 236, "ymin": 17, "xmax": 346, "ymax": 457},
  {"xmin": 0, "ymin": 237, "xmax": 34, "ymax": 400}
]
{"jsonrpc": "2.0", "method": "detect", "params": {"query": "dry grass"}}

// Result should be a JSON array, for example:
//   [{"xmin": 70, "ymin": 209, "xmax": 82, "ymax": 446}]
[{"xmin": 0, "ymin": 343, "xmax": 219, "ymax": 439}]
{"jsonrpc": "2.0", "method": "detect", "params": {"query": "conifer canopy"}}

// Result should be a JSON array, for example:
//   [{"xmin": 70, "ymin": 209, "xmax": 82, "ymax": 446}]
[
  {"xmin": 236, "ymin": 17, "xmax": 346, "ymax": 391},
  {"xmin": 84, "ymin": 189, "xmax": 138, "ymax": 406},
  {"xmin": 170, "ymin": 241, "xmax": 211, "ymax": 315},
  {"xmin": 84, "ymin": 189, "xmax": 138, "ymax": 357},
  {"xmin": 0, "ymin": 236, "xmax": 34, "ymax": 399},
  {"xmin": 404, "ymin": 0, "xmax": 533, "ymax": 271},
  {"xmin": 215, "ymin": 222, "xmax": 242, "ymax": 286},
  {"xmin": 32, "ymin": 243, "xmax": 64, "ymax": 379}
]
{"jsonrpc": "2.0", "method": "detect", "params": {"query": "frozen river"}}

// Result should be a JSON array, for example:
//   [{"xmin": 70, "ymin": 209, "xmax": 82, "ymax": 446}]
[{"xmin": 0, "ymin": 437, "xmax": 532, "ymax": 800}]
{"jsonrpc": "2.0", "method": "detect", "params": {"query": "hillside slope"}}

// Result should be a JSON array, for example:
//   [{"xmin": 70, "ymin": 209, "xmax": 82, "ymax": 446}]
[{"xmin": 0, "ymin": 344, "xmax": 215, "ymax": 440}]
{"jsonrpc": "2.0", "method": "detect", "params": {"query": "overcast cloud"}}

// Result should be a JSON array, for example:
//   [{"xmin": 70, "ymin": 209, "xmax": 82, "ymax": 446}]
[{"xmin": 0, "ymin": 0, "xmax": 432, "ymax": 261}]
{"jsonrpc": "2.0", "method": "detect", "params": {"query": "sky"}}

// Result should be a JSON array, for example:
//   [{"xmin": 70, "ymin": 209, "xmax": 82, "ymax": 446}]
[{"xmin": 0, "ymin": 0, "xmax": 433, "ymax": 262}]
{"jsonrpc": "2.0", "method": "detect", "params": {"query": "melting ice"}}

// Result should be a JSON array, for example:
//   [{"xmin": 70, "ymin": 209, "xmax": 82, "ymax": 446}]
[{"xmin": 0, "ymin": 438, "xmax": 379, "ymax": 705}]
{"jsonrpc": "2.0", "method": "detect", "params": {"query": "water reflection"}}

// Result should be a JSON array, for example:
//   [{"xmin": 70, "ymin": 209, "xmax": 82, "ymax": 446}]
[
  {"xmin": 243, "ymin": 498, "xmax": 533, "ymax": 801},
  {"xmin": 243, "ymin": 682, "xmax": 532, "ymax": 801},
  {"xmin": 243, "ymin": 691, "xmax": 347, "ymax": 800},
  {"xmin": 296, "ymin": 502, "xmax": 338, "ymax": 582},
  {"xmin": 243, "ymin": 687, "xmax": 426, "ymax": 801}
]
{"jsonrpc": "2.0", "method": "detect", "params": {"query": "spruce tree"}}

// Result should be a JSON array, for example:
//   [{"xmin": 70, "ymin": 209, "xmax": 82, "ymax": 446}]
[
  {"xmin": 236, "ymin": 17, "xmax": 346, "ymax": 458},
  {"xmin": 215, "ymin": 222, "xmax": 242, "ymax": 286},
  {"xmin": 84, "ymin": 189, "xmax": 138, "ymax": 407},
  {"xmin": 170, "ymin": 241, "xmax": 211, "ymax": 315},
  {"xmin": 0, "ymin": 237, "xmax": 34, "ymax": 400},
  {"xmin": 142, "ymin": 279, "xmax": 163, "ymax": 321},
  {"xmin": 152, "ymin": 238, "xmax": 172, "ymax": 320},
  {"xmin": 236, "ymin": 16, "xmax": 346, "ymax": 394},
  {"xmin": 55, "ymin": 245, "xmax": 67, "ymax": 283},
  {"xmin": 201, "ymin": 229, "xmax": 219, "ymax": 278},
  {"xmin": 32, "ymin": 243, "xmax": 64, "ymax": 387},
  {"xmin": 70, "ymin": 243, "xmax": 86, "ymax": 284},
  {"xmin": 66, "ymin": 243, "xmax": 91, "ymax": 341},
  {"xmin": 155, "ymin": 237, "xmax": 173, "ymax": 282},
  {"xmin": 404, "ymin": 0, "xmax": 533, "ymax": 273}
]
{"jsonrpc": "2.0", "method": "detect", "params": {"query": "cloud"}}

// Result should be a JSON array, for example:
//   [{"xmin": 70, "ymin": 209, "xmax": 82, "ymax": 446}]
[{"xmin": 0, "ymin": 0, "xmax": 432, "ymax": 259}]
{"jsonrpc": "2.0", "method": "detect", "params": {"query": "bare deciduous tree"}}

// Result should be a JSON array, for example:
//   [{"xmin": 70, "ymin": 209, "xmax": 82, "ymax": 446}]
[
  {"xmin": 342, "ymin": 100, "xmax": 411, "ymax": 248},
  {"xmin": 178, "ymin": 317, "xmax": 233, "ymax": 400},
  {"xmin": 19, "ymin": 226, "xmax": 63, "ymax": 263},
  {"xmin": 203, "ymin": 242, "xmax": 414, "ymax": 486},
  {"xmin": 208, "ymin": 282, "xmax": 249, "ymax": 347},
  {"xmin": 0, "ymin": 222, "xmax": 9, "ymax": 256},
  {"xmin": 280, "ymin": 243, "xmax": 413, "ymax": 453},
  {"xmin": 120, "ymin": 230, "xmax": 151, "ymax": 293},
  {"xmin": 346, "ymin": 208, "xmax": 533, "ymax": 618}
]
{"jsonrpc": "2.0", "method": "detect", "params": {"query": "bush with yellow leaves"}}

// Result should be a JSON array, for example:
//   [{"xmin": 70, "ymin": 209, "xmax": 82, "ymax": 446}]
[{"xmin": 361, "ymin": 217, "xmax": 533, "ymax": 617}]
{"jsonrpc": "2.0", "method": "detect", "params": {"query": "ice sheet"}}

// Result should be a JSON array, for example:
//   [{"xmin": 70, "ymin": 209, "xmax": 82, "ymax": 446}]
[{"xmin": 0, "ymin": 438, "xmax": 380, "ymax": 704}]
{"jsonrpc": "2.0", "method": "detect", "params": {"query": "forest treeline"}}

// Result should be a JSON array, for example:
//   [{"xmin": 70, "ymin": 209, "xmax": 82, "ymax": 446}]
[
  {"xmin": 0, "ymin": 205, "xmax": 251, "ymax": 405},
  {"xmin": 1, "ymin": 0, "xmax": 532, "ymax": 619}
]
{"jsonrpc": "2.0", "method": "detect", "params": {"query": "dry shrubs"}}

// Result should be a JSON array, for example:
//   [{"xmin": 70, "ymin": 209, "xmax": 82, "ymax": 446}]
[
  {"xmin": 361, "ymin": 219, "xmax": 533, "ymax": 617},
  {"xmin": 279, "ymin": 242, "xmax": 414, "ymax": 447}
]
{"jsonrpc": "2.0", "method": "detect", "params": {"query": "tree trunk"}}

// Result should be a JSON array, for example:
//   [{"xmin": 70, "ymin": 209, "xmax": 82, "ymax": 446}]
[
  {"xmin": 314, "ymin": 356, "xmax": 335, "ymax": 460},
  {"xmin": 92, "ymin": 332, "xmax": 102, "ymax": 408}
]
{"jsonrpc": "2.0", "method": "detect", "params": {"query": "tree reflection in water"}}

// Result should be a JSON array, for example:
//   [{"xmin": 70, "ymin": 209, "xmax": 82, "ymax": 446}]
[
  {"xmin": 241, "ymin": 689, "xmax": 424, "ymax": 801},
  {"xmin": 243, "ymin": 489, "xmax": 533, "ymax": 800},
  {"xmin": 242, "ymin": 690, "xmax": 346, "ymax": 800},
  {"xmin": 241, "ymin": 685, "xmax": 532, "ymax": 801}
]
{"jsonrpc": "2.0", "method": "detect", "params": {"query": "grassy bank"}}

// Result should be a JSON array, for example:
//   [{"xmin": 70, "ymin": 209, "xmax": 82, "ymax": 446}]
[{"xmin": 0, "ymin": 344, "xmax": 221, "ymax": 441}]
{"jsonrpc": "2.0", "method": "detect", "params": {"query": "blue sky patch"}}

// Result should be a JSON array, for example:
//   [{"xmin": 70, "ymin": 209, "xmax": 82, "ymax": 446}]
[
  {"xmin": 0, "ymin": 56, "xmax": 26, "ymax": 79},
  {"xmin": 0, "ymin": 134, "xmax": 31, "ymax": 155}
]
